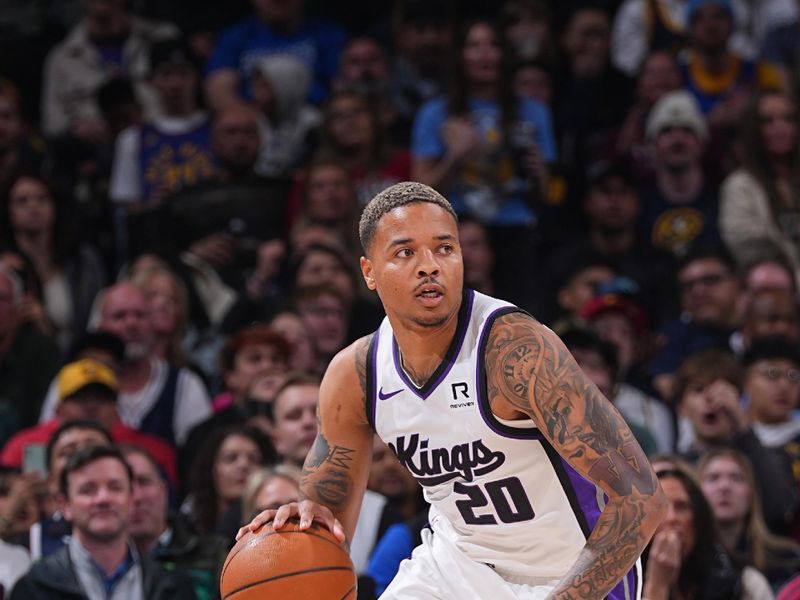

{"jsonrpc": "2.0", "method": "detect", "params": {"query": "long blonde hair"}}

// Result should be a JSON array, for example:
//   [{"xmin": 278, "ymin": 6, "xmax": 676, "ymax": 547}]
[
  {"xmin": 697, "ymin": 448, "xmax": 800, "ymax": 572},
  {"xmin": 241, "ymin": 464, "xmax": 302, "ymax": 523},
  {"xmin": 129, "ymin": 260, "xmax": 189, "ymax": 366}
]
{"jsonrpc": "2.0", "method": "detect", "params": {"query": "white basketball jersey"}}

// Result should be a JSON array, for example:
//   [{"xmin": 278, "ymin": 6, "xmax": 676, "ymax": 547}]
[{"xmin": 366, "ymin": 290, "xmax": 640, "ymax": 598}]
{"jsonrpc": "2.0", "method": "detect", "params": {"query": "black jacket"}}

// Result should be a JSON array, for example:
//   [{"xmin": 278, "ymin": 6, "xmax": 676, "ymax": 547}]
[
  {"xmin": 152, "ymin": 513, "xmax": 230, "ymax": 600},
  {"xmin": 9, "ymin": 543, "xmax": 197, "ymax": 600}
]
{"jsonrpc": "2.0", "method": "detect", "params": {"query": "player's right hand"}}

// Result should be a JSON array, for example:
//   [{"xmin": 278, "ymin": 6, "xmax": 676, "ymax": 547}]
[{"xmin": 236, "ymin": 500, "xmax": 346, "ymax": 543}]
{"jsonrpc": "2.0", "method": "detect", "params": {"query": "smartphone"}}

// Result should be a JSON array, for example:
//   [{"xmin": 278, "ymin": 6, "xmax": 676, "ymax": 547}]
[{"xmin": 22, "ymin": 443, "xmax": 48, "ymax": 476}]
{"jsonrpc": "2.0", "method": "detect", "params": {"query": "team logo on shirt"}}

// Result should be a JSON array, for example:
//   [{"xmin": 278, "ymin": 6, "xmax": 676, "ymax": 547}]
[{"xmin": 388, "ymin": 433, "xmax": 506, "ymax": 486}]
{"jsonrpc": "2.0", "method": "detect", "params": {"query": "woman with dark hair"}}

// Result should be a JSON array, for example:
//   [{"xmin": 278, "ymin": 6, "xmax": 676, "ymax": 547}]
[
  {"xmin": 643, "ymin": 465, "xmax": 774, "ymax": 600},
  {"xmin": 411, "ymin": 18, "xmax": 555, "ymax": 297},
  {"xmin": 720, "ymin": 90, "xmax": 800, "ymax": 285},
  {"xmin": 0, "ymin": 172, "xmax": 106, "ymax": 351},
  {"xmin": 313, "ymin": 88, "xmax": 411, "ymax": 207},
  {"xmin": 184, "ymin": 425, "xmax": 274, "ymax": 537}
]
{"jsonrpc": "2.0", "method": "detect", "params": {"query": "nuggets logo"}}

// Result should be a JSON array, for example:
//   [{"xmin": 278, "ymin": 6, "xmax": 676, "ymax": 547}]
[{"xmin": 652, "ymin": 208, "xmax": 704, "ymax": 256}]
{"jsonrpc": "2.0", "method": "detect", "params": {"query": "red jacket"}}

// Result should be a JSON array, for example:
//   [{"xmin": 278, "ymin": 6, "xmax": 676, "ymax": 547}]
[{"xmin": 0, "ymin": 419, "xmax": 178, "ymax": 486}]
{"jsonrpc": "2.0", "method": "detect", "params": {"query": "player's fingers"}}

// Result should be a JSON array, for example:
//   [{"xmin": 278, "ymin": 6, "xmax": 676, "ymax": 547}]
[
  {"xmin": 273, "ymin": 503, "xmax": 300, "ymax": 529},
  {"xmin": 244, "ymin": 508, "xmax": 279, "ymax": 535},
  {"xmin": 307, "ymin": 512, "xmax": 346, "ymax": 543},
  {"xmin": 331, "ymin": 517, "xmax": 346, "ymax": 543}
]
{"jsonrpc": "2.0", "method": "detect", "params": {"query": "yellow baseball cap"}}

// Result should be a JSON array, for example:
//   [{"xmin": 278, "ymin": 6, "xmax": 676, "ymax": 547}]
[{"xmin": 58, "ymin": 358, "xmax": 118, "ymax": 402}]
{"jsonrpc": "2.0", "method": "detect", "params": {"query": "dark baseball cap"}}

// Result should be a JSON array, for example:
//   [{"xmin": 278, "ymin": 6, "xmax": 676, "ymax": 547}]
[
  {"xmin": 586, "ymin": 160, "xmax": 635, "ymax": 190},
  {"xmin": 68, "ymin": 331, "xmax": 125, "ymax": 365},
  {"xmin": 149, "ymin": 38, "xmax": 199, "ymax": 72}
]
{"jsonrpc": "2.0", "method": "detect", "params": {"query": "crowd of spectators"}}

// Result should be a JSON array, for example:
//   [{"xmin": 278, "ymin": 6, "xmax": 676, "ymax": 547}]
[{"xmin": 2, "ymin": 0, "xmax": 800, "ymax": 598}]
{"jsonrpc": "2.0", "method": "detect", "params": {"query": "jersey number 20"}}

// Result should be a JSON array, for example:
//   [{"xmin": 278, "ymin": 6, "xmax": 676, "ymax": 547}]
[{"xmin": 454, "ymin": 476, "xmax": 534, "ymax": 525}]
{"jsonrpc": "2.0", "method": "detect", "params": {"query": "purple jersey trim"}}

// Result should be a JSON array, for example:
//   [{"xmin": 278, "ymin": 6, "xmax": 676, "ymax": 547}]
[
  {"xmin": 541, "ymin": 442, "xmax": 640, "ymax": 600},
  {"xmin": 391, "ymin": 289, "xmax": 475, "ymax": 400},
  {"xmin": 366, "ymin": 329, "xmax": 380, "ymax": 432}
]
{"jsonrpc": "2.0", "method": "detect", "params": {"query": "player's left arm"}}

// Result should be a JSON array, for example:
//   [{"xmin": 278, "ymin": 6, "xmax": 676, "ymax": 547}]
[{"xmin": 485, "ymin": 312, "xmax": 667, "ymax": 600}]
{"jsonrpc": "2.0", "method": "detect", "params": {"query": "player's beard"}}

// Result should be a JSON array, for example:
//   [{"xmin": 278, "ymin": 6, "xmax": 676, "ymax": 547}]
[{"xmin": 410, "ymin": 314, "xmax": 450, "ymax": 328}]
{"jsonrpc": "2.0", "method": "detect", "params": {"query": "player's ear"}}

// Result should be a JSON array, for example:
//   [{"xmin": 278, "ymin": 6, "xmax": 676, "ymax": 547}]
[{"xmin": 360, "ymin": 256, "xmax": 376, "ymax": 290}]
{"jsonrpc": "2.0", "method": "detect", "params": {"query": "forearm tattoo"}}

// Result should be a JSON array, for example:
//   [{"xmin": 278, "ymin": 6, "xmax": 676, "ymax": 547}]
[
  {"xmin": 485, "ymin": 312, "xmax": 664, "ymax": 599},
  {"xmin": 299, "ymin": 335, "xmax": 372, "ymax": 509}
]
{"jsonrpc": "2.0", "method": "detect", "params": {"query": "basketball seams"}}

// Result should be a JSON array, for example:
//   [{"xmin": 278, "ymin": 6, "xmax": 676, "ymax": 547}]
[
  {"xmin": 338, "ymin": 584, "xmax": 357, "ymax": 599},
  {"xmin": 221, "ymin": 525, "xmax": 355, "ymax": 597},
  {"xmin": 222, "ymin": 566, "xmax": 355, "ymax": 600}
]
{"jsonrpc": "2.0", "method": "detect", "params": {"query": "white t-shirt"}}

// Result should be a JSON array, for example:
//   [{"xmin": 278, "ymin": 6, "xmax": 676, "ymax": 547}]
[{"xmin": 39, "ymin": 357, "xmax": 211, "ymax": 446}]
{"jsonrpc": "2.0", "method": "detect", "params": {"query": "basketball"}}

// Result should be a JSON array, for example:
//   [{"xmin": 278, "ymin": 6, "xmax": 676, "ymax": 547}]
[{"xmin": 220, "ymin": 519, "xmax": 357, "ymax": 600}]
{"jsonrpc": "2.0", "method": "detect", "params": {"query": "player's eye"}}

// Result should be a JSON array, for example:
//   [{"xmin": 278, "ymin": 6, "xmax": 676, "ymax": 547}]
[{"xmin": 396, "ymin": 248, "xmax": 413, "ymax": 258}]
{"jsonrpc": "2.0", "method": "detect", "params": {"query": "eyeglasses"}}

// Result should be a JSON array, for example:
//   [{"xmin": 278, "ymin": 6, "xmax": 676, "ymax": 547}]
[
  {"xmin": 757, "ymin": 367, "xmax": 800, "ymax": 383},
  {"xmin": 679, "ymin": 272, "xmax": 729, "ymax": 292}
]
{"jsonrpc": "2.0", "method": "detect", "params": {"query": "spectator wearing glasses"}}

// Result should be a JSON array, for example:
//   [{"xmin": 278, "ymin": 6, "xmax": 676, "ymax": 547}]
[
  {"xmin": 651, "ymin": 245, "xmax": 741, "ymax": 402},
  {"xmin": 672, "ymin": 349, "xmax": 798, "ymax": 536},
  {"xmin": 742, "ymin": 337, "xmax": 800, "ymax": 492}
]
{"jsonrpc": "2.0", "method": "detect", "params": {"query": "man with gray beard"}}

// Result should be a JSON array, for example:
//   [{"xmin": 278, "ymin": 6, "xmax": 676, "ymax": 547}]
[{"xmin": 38, "ymin": 282, "xmax": 210, "ymax": 447}]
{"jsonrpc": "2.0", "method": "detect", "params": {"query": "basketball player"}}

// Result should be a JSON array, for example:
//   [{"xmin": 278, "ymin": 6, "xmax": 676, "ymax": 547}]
[{"xmin": 239, "ymin": 182, "xmax": 667, "ymax": 598}]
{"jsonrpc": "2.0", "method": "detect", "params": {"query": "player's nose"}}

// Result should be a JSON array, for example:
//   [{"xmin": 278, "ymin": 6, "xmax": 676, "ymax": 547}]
[{"xmin": 416, "ymin": 248, "xmax": 440, "ymax": 278}]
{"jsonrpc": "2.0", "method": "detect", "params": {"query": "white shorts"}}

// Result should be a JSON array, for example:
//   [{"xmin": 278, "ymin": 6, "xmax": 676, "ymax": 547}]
[{"xmin": 380, "ymin": 527, "xmax": 558, "ymax": 600}]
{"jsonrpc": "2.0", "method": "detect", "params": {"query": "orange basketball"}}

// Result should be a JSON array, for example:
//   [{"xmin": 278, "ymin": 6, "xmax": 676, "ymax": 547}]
[{"xmin": 220, "ymin": 519, "xmax": 357, "ymax": 600}]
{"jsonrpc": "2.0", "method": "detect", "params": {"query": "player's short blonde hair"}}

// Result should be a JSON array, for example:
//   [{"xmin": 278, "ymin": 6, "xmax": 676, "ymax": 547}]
[{"xmin": 358, "ymin": 182, "xmax": 457, "ymax": 255}]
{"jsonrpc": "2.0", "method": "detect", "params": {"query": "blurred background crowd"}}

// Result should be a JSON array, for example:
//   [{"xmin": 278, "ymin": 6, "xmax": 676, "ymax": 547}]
[{"xmin": 1, "ymin": 0, "xmax": 800, "ymax": 598}]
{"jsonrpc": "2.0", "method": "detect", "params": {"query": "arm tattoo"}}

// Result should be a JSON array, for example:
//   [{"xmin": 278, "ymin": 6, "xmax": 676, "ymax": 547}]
[
  {"xmin": 485, "ymin": 312, "xmax": 665, "ymax": 599},
  {"xmin": 299, "ymin": 335, "xmax": 372, "ymax": 510},
  {"xmin": 301, "ymin": 431, "xmax": 356, "ymax": 508},
  {"xmin": 486, "ymin": 312, "xmax": 655, "ymax": 496}
]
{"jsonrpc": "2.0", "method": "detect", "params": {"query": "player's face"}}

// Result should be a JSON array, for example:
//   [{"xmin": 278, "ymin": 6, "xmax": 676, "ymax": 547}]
[{"xmin": 361, "ymin": 203, "xmax": 463, "ymax": 330}]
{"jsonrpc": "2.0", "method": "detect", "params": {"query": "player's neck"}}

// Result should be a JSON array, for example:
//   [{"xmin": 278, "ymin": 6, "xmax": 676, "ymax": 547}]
[{"xmin": 391, "ymin": 312, "xmax": 460, "ymax": 388}]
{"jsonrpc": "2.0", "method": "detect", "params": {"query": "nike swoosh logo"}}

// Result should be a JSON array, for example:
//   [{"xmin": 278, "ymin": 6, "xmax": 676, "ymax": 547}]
[{"xmin": 378, "ymin": 387, "xmax": 403, "ymax": 401}]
